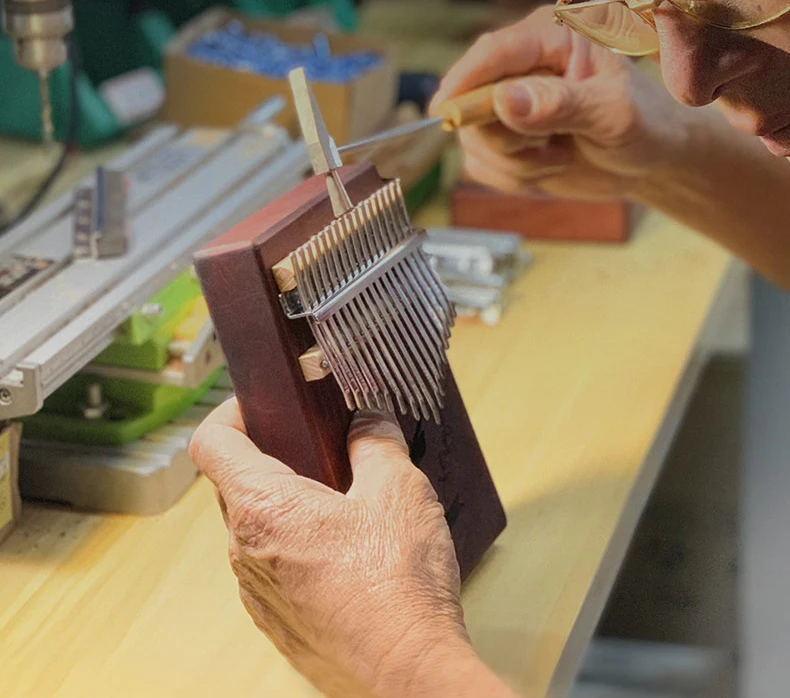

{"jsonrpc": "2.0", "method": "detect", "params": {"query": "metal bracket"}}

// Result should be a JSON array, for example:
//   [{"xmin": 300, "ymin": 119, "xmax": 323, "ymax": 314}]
[
  {"xmin": 0, "ymin": 364, "xmax": 44, "ymax": 420},
  {"xmin": 83, "ymin": 319, "xmax": 225, "ymax": 389}
]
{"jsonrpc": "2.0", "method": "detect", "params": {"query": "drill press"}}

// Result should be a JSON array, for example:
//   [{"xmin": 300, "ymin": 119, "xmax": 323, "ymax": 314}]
[{"xmin": 2, "ymin": 0, "xmax": 73, "ymax": 143}]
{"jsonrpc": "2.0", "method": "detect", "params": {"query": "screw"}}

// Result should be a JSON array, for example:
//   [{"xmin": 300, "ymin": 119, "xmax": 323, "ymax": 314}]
[
  {"xmin": 82, "ymin": 382, "xmax": 110, "ymax": 421},
  {"xmin": 0, "ymin": 388, "xmax": 11, "ymax": 406},
  {"xmin": 140, "ymin": 302, "xmax": 163, "ymax": 318}
]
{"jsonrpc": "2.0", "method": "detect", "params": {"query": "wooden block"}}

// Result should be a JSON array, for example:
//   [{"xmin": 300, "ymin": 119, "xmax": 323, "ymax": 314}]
[
  {"xmin": 451, "ymin": 182, "xmax": 642, "ymax": 243},
  {"xmin": 194, "ymin": 163, "xmax": 506, "ymax": 580},
  {"xmin": 0, "ymin": 422, "xmax": 22, "ymax": 544}
]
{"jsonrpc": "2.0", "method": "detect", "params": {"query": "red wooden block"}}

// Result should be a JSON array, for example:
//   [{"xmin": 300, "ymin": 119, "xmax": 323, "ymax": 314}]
[
  {"xmin": 451, "ymin": 182, "xmax": 642, "ymax": 243},
  {"xmin": 194, "ymin": 164, "xmax": 506, "ymax": 580}
]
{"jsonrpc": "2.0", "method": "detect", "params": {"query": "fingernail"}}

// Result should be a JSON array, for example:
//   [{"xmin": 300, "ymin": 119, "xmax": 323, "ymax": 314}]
[{"xmin": 499, "ymin": 82, "xmax": 533, "ymax": 116}]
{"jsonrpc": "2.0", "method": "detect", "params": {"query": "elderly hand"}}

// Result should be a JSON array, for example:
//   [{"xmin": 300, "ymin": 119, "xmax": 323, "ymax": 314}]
[
  {"xmin": 189, "ymin": 400, "xmax": 508, "ymax": 698},
  {"xmin": 430, "ymin": 6, "xmax": 693, "ymax": 201}
]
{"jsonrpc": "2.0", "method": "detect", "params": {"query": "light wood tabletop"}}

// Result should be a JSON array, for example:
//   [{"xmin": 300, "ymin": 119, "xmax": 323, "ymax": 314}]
[{"xmin": 0, "ymin": 138, "xmax": 733, "ymax": 698}]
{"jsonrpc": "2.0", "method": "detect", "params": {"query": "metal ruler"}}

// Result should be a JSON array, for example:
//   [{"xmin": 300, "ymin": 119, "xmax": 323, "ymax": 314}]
[{"xmin": 0, "ymin": 102, "xmax": 309, "ymax": 420}]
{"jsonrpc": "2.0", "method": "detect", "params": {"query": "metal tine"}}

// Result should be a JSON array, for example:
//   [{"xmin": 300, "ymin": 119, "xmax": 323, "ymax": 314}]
[
  {"xmin": 373, "ymin": 197, "xmax": 445, "ymax": 343},
  {"xmin": 373, "ymin": 189, "xmax": 447, "ymax": 333},
  {"xmin": 324, "ymin": 222, "xmax": 347, "ymax": 285},
  {"xmin": 334, "ymin": 305, "xmax": 390, "ymax": 412},
  {"xmin": 392, "ymin": 261, "xmax": 446, "ymax": 342},
  {"xmin": 379, "ymin": 184, "xmax": 453, "ymax": 331},
  {"xmin": 345, "ymin": 310, "xmax": 396, "ymax": 414},
  {"xmin": 378, "ymin": 270, "xmax": 444, "ymax": 391},
  {"xmin": 362, "ymin": 199, "xmax": 390, "ymax": 266},
  {"xmin": 411, "ymin": 242, "xmax": 455, "ymax": 322},
  {"xmin": 338, "ymin": 217, "xmax": 360, "ymax": 281},
  {"xmin": 314, "ymin": 236, "xmax": 336, "ymax": 302},
  {"xmin": 415, "ymin": 247, "xmax": 455, "ymax": 321},
  {"xmin": 335, "ymin": 308, "xmax": 387, "ymax": 407},
  {"xmin": 341, "ymin": 215, "xmax": 364, "ymax": 278},
  {"xmin": 363, "ymin": 199, "xmax": 445, "ymax": 385},
  {"xmin": 300, "ymin": 244, "xmax": 316, "ymax": 307},
  {"xmin": 353, "ymin": 206, "xmax": 380, "ymax": 270},
  {"xmin": 325, "ymin": 313, "xmax": 377, "ymax": 410},
  {"xmin": 410, "ymin": 257, "xmax": 452, "ymax": 344},
  {"xmin": 305, "ymin": 245, "xmax": 324, "ymax": 311},
  {"xmin": 404, "ymin": 255, "xmax": 451, "ymax": 344},
  {"xmin": 380, "ymin": 269, "xmax": 444, "ymax": 385},
  {"xmin": 373, "ymin": 189, "xmax": 402, "ymax": 249},
  {"xmin": 349, "ymin": 294, "xmax": 414, "ymax": 418},
  {"xmin": 294, "ymin": 247, "xmax": 316, "ymax": 311},
  {"xmin": 348, "ymin": 293, "xmax": 410, "ymax": 416},
  {"xmin": 382, "ymin": 182, "xmax": 411, "ymax": 243},
  {"xmin": 392, "ymin": 180, "xmax": 414, "ymax": 240},
  {"xmin": 330, "ymin": 220, "xmax": 355, "ymax": 284},
  {"xmin": 312, "ymin": 320, "xmax": 354, "ymax": 402},
  {"xmin": 318, "ymin": 228, "xmax": 340, "ymax": 289},
  {"xmin": 313, "ymin": 322, "xmax": 357, "ymax": 410},
  {"xmin": 342, "ymin": 212, "xmax": 368, "ymax": 276},
  {"xmin": 307, "ymin": 240, "xmax": 324, "ymax": 302},
  {"xmin": 335, "ymin": 198, "xmax": 426, "ymax": 417},
  {"xmin": 369, "ymin": 276, "xmax": 439, "ymax": 417},
  {"xmin": 355, "ymin": 284, "xmax": 422, "ymax": 417},
  {"xmin": 382, "ymin": 184, "xmax": 453, "ymax": 329},
  {"xmin": 389, "ymin": 262, "xmax": 446, "ymax": 358},
  {"xmin": 359, "ymin": 276, "xmax": 430, "ymax": 418}
]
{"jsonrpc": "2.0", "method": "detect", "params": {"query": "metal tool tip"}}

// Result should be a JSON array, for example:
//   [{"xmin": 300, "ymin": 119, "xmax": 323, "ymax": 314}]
[{"xmin": 38, "ymin": 71, "xmax": 54, "ymax": 145}]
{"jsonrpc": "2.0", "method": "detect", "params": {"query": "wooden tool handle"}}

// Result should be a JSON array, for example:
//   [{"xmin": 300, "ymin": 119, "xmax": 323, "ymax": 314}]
[
  {"xmin": 435, "ymin": 72, "xmax": 555, "ymax": 131},
  {"xmin": 435, "ymin": 84, "xmax": 497, "ymax": 130}
]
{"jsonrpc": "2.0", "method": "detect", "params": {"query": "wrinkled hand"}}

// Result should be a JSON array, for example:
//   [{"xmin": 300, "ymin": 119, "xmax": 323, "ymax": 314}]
[
  {"xmin": 431, "ymin": 6, "xmax": 692, "ymax": 200},
  {"xmin": 189, "ymin": 400, "xmax": 469, "ymax": 698}
]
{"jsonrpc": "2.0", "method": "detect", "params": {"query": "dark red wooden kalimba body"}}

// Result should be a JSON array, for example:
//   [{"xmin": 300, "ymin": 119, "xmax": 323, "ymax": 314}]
[{"xmin": 194, "ymin": 163, "xmax": 506, "ymax": 580}]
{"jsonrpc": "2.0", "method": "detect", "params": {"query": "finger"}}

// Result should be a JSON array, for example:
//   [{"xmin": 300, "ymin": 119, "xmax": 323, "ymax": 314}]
[
  {"xmin": 492, "ymin": 75, "xmax": 602, "ymax": 139},
  {"xmin": 463, "ymin": 152, "xmax": 530, "ymax": 194},
  {"xmin": 202, "ymin": 396, "xmax": 248, "ymax": 433},
  {"xmin": 346, "ymin": 410, "xmax": 413, "ymax": 500},
  {"xmin": 189, "ymin": 399, "xmax": 296, "ymax": 493},
  {"xmin": 462, "ymin": 121, "xmax": 549, "ymax": 157},
  {"xmin": 214, "ymin": 485, "xmax": 230, "ymax": 528},
  {"xmin": 431, "ymin": 7, "xmax": 571, "ymax": 107},
  {"xmin": 462, "ymin": 141, "xmax": 572, "ymax": 189}
]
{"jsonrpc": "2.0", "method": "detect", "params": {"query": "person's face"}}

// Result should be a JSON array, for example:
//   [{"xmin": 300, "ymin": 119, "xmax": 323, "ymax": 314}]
[{"xmin": 656, "ymin": 5, "xmax": 790, "ymax": 156}]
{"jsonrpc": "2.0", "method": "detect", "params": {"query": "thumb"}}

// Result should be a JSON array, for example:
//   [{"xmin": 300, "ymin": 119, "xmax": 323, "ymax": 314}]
[
  {"xmin": 346, "ymin": 410, "xmax": 414, "ymax": 500},
  {"xmin": 493, "ymin": 76, "xmax": 602, "ymax": 138}
]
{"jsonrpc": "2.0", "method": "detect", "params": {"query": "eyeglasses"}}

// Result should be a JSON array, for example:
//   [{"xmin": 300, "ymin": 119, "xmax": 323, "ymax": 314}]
[{"xmin": 553, "ymin": 0, "xmax": 790, "ymax": 57}]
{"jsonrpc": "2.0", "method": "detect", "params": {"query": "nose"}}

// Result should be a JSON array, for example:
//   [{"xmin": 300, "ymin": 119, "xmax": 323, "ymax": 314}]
[{"xmin": 655, "ymin": 4, "xmax": 762, "ymax": 107}]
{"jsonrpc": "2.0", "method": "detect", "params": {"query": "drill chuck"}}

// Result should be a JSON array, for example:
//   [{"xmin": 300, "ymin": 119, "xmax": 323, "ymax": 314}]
[{"xmin": 3, "ymin": 0, "xmax": 73, "ymax": 72}]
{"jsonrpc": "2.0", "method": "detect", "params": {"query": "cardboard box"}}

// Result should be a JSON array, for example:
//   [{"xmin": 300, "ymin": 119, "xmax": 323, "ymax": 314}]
[
  {"xmin": 451, "ymin": 182, "xmax": 642, "ymax": 243},
  {"xmin": 164, "ymin": 8, "xmax": 399, "ymax": 144},
  {"xmin": 0, "ymin": 422, "xmax": 22, "ymax": 544}
]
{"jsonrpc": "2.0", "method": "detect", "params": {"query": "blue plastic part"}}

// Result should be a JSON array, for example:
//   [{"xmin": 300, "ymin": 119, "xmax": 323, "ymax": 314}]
[{"xmin": 185, "ymin": 23, "xmax": 382, "ymax": 84}]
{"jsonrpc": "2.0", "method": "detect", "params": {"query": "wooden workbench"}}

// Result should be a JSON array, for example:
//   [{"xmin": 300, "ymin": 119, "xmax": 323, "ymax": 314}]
[{"xmin": 0, "ymin": 138, "xmax": 733, "ymax": 697}]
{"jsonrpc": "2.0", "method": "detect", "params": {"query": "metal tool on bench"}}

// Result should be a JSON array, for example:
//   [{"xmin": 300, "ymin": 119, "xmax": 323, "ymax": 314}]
[
  {"xmin": 73, "ymin": 166, "xmax": 130, "ymax": 261},
  {"xmin": 423, "ymin": 226, "xmax": 532, "ymax": 325},
  {"xmin": 278, "ymin": 67, "xmax": 455, "ymax": 423},
  {"xmin": 19, "ymin": 370, "xmax": 235, "ymax": 515},
  {"xmin": 0, "ymin": 97, "xmax": 308, "ymax": 422}
]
